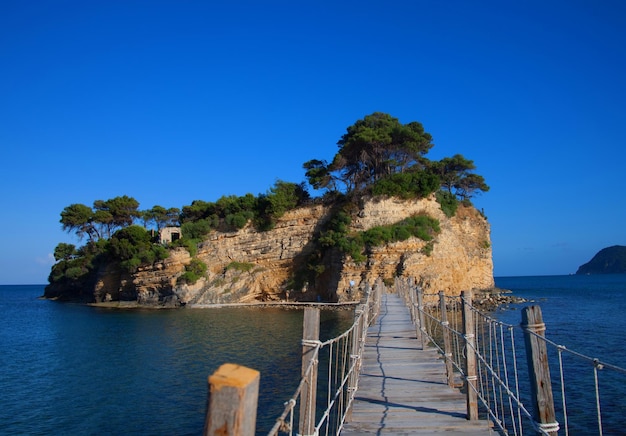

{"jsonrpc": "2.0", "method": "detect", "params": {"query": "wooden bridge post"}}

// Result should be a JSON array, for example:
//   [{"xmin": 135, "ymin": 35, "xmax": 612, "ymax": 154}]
[
  {"xmin": 416, "ymin": 287, "xmax": 426, "ymax": 348},
  {"xmin": 439, "ymin": 291, "xmax": 454, "ymax": 387},
  {"xmin": 299, "ymin": 307, "xmax": 320, "ymax": 436},
  {"xmin": 372, "ymin": 282, "xmax": 381, "ymax": 323},
  {"xmin": 522, "ymin": 306, "xmax": 559, "ymax": 436},
  {"xmin": 204, "ymin": 363, "xmax": 260, "ymax": 436},
  {"xmin": 407, "ymin": 280, "xmax": 416, "ymax": 324},
  {"xmin": 407, "ymin": 280, "xmax": 419, "ymax": 325},
  {"xmin": 461, "ymin": 290, "xmax": 478, "ymax": 420},
  {"xmin": 361, "ymin": 284, "xmax": 371, "ymax": 334},
  {"xmin": 407, "ymin": 286, "xmax": 417, "ymax": 325}
]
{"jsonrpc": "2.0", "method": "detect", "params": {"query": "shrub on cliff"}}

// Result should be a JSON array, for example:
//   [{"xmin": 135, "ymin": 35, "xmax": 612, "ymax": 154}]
[
  {"xmin": 371, "ymin": 171, "xmax": 439, "ymax": 199},
  {"xmin": 435, "ymin": 190, "xmax": 459, "ymax": 218},
  {"xmin": 171, "ymin": 237, "xmax": 199, "ymax": 257},
  {"xmin": 356, "ymin": 214, "xmax": 440, "ymax": 253},
  {"xmin": 178, "ymin": 258, "xmax": 207, "ymax": 285},
  {"xmin": 255, "ymin": 180, "xmax": 310, "ymax": 230},
  {"xmin": 225, "ymin": 261, "xmax": 255, "ymax": 273},
  {"xmin": 315, "ymin": 208, "xmax": 441, "ymax": 267},
  {"xmin": 179, "ymin": 181, "xmax": 309, "ymax": 233},
  {"xmin": 181, "ymin": 218, "xmax": 215, "ymax": 239},
  {"xmin": 109, "ymin": 225, "xmax": 169, "ymax": 273},
  {"xmin": 46, "ymin": 239, "xmax": 110, "ymax": 298}
]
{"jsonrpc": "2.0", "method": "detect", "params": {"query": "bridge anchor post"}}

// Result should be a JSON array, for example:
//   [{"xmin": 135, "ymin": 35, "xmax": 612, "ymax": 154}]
[
  {"xmin": 439, "ymin": 290, "xmax": 455, "ymax": 387},
  {"xmin": 522, "ymin": 306, "xmax": 559, "ymax": 436},
  {"xmin": 299, "ymin": 307, "xmax": 320, "ymax": 436},
  {"xmin": 461, "ymin": 290, "xmax": 479, "ymax": 420},
  {"xmin": 204, "ymin": 363, "xmax": 259, "ymax": 436}
]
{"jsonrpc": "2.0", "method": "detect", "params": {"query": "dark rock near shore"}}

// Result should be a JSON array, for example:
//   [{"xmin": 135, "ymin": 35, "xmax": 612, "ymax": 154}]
[{"xmin": 472, "ymin": 288, "xmax": 528, "ymax": 311}]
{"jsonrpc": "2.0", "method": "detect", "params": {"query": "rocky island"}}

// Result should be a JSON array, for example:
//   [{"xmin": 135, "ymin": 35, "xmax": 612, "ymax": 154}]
[
  {"xmin": 576, "ymin": 245, "xmax": 626, "ymax": 275},
  {"xmin": 45, "ymin": 112, "xmax": 494, "ymax": 307}
]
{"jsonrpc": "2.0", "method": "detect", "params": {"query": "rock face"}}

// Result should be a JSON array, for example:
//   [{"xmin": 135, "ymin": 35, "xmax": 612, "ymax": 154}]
[
  {"xmin": 576, "ymin": 245, "xmax": 626, "ymax": 275},
  {"xmin": 92, "ymin": 195, "xmax": 494, "ymax": 306}
]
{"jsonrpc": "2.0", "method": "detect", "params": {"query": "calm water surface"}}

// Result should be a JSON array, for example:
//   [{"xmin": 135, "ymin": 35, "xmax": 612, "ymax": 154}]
[
  {"xmin": 494, "ymin": 274, "xmax": 626, "ymax": 434},
  {"xmin": 3, "ymin": 276, "xmax": 625, "ymax": 435},
  {"xmin": 0, "ymin": 285, "xmax": 353, "ymax": 435}
]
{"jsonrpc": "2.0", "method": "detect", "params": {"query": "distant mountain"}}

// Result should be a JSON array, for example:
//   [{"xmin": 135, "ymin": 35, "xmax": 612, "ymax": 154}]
[{"xmin": 576, "ymin": 245, "xmax": 626, "ymax": 275}]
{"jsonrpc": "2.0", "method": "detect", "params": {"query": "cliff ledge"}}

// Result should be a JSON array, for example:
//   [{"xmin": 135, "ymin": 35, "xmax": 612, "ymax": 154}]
[{"xmin": 84, "ymin": 195, "xmax": 493, "ymax": 306}]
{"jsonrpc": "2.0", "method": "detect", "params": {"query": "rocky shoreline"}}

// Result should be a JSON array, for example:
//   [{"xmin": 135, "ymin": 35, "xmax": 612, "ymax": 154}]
[
  {"xmin": 85, "ymin": 288, "xmax": 528, "ymax": 312},
  {"xmin": 471, "ymin": 288, "xmax": 529, "ymax": 311},
  {"xmin": 88, "ymin": 300, "xmax": 360, "ymax": 310}
]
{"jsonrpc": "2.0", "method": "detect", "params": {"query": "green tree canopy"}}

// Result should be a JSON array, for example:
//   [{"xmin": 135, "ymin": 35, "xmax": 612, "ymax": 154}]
[
  {"xmin": 180, "ymin": 200, "xmax": 215, "ymax": 223},
  {"xmin": 93, "ymin": 195, "xmax": 140, "ymax": 238},
  {"xmin": 256, "ymin": 180, "xmax": 310, "ymax": 230},
  {"xmin": 53, "ymin": 242, "xmax": 77, "ymax": 262},
  {"xmin": 142, "ymin": 205, "xmax": 180, "ymax": 230},
  {"xmin": 108, "ymin": 225, "xmax": 168, "ymax": 272},
  {"xmin": 428, "ymin": 154, "xmax": 489, "ymax": 200},
  {"xmin": 304, "ymin": 112, "xmax": 434, "ymax": 193},
  {"xmin": 60, "ymin": 196, "xmax": 141, "ymax": 241},
  {"xmin": 304, "ymin": 113, "xmax": 488, "ymax": 202},
  {"xmin": 265, "ymin": 180, "xmax": 309, "ymax": 217},
  {"xmin": 60, "ymin": 203, "xmax": 99, "ymax": 241},
  {"xmin": 303, "ymin": 159, "xmax": 335, "ymax": 191}
]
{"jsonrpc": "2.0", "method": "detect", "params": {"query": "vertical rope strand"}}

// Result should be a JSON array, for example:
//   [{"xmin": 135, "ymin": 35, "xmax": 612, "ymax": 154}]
[
  {"xmin": 594, "ymin": 363, "xmax": 603, "ymax": 436},
  {"xmin": 557, "ymin": 347, "xmax": 568, "ymax": 436},
  {"xmin": 499, "ymin": 323, "xmax": 516, "ymax": 435},
  {"xmin": 507, "ymin": 326, "xmax": 523, "ymax": 435}
]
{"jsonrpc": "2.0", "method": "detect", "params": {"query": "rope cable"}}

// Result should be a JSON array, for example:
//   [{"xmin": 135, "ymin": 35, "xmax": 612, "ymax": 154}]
[
  {"xmin": 594, "ymin": 364, "xmax": 603, "ymax": 436},
  {"xmin": 270, "ymin": 277, "xmax": 621, "ymax": 436},
  {"xmin": 557, "ymin": 346, "xmax": 569, "ymax": 436}
]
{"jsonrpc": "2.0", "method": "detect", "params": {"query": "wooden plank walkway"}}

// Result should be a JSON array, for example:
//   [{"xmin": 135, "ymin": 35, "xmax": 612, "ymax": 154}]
[{"xmin": 341, "ymin": 292, "xmax": 493, "ymax": 435}]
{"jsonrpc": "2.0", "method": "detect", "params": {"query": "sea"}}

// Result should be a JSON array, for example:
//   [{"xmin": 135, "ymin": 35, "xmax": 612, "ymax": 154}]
[
  {"xmin": 1, "ymin": 275, "xmax": 625, "ymax": 435},
  {"xmin": 493, "ymin": 274, "xmax": 626, "ymax": 435}
]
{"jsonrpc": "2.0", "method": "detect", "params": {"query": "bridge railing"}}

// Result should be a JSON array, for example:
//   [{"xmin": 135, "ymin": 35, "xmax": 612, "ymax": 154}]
[
  {"xmin": 395, "ymin": 278, "xmax": 626, "ymax": 436},
  {"xmin": 266, "ymin": 280, "xmax": 382, "ymax": 436}
]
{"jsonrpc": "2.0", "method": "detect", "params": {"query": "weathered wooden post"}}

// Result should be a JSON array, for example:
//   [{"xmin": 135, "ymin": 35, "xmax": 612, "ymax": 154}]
[
  {"xmin": 461, "ymin": 290, "xmax": 478, "ymax": 420},
  {"xmin": 522, "ymin": 306, "xmax": 559, "ymax": 436},
  {"xmin": 407, "ymin": 280, "xmax": 416, "ymax": 324},
  {"xmin": 407, "ymin": 283, "xmax": 413, "ymax": 323},
  {"xmin": 439, "ymin": 291, "xmax": 454, "ymax": 387},
  {"xmin": 299, "ymin": 307, "xmax": 320, "ymax": 436},
  {"xmin": 371, "ymin": 281, "xmax": 381, "ymax": 323},
  {"xmin": 204, "ymin": 363, "xmax": 260, "ymax": 436},
  {"xmin": 416, "ymin": 287, "xmax": 426, "ymax": 348}
]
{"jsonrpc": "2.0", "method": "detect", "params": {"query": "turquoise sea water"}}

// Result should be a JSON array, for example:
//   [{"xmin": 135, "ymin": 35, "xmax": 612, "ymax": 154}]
[{"xmin": 1, "ymin": 276, "xmax": 625, "ymax": 435}]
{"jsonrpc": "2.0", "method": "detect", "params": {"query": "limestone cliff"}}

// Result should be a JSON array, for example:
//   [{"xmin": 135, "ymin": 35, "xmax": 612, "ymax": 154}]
[{"xmin": 92, "ymin": 195, "xmax": 493, "ymax": 306}]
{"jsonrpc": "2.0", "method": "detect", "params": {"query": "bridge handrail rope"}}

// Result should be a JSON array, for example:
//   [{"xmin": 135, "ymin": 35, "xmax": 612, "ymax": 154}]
[
  {"xmin": 413, "ymin": 290, "xmax": 533, "ymax": 434},
  {"xmin": 399, "ymin": 277, "xmax": 626, "ymax": 436},
  {"xmin": 268, "ymin": 280, "xmax": 382, "ymax": 436},
  {"xmin": 522, "ymin": 326, "xmax": 626, "ymax": 436},
  {"xmin": 267, "ymin": 277, "xmax": 626, "ymax": 436},
  {"xmin": 523, "ymin": 329, "xmax": 626, "ymax": 375},
  {"xmin": 267, "ymin": 345, "xmax": 321, "ymax": 435}
]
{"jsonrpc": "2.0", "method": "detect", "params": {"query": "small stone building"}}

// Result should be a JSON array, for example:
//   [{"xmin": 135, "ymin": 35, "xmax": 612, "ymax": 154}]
[{"xmin": 159, "ymin": 226, "xmax": 181, "ymax": 244}]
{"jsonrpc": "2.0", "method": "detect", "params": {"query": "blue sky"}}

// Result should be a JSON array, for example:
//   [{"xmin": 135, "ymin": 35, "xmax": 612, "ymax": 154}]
[{"xmin": 1, "ymin": 1, "xmax": 625, "ymax": 284}]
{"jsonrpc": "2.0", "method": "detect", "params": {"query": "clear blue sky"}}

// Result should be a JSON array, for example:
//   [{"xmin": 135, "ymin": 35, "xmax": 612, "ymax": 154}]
[{"xmin": 1, "ymin": 1, "xmax": 625, "ymax": 284}]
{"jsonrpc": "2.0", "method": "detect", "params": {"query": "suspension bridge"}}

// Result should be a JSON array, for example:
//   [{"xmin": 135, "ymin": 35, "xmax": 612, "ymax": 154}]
[
  {"xmin": 340, "ymin": 291, "xmax": 490, "ymax": 434},
  {"xmin": 203, "ymin": 279, "xmax": 626, "ymax": 435}
]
